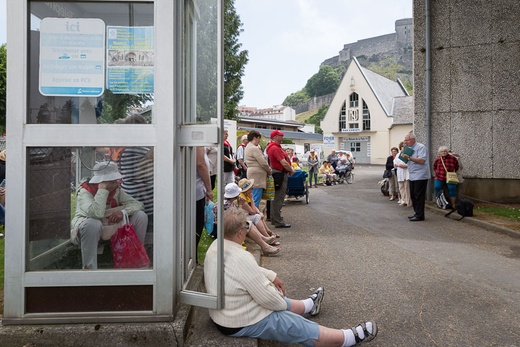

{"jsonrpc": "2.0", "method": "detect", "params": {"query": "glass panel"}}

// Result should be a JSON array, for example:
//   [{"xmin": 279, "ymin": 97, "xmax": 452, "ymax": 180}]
[
  {"xmin": 27, "ymin": 146, "xmax": 154, "ymax": 271},
  {"xmin": 28, "ymin": 2, "xmax": 154, "ymax": 125},
  {"xmin": 193, "ymin": 0, "xmax": 218, "ymax": 124}
]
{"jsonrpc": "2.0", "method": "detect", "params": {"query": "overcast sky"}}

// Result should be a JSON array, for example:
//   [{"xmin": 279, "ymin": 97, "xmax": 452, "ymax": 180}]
[
  {"xmin": 235, "ymin": 0, "xmax": 412, "ymax": 108},
  {"xmin": 0, "ymin": 0, "xmax": 412, "ymax": 108}
]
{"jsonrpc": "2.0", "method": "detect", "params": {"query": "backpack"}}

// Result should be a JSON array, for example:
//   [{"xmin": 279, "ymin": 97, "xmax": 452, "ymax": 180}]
[
  {"xmin": 445, "ymin": 198, "xmax": 474, "ymax": 220},
  {"xmin": 379, "ymin": 179, "xmax": 389, "ymax": 196},
  {"xmin": 435, "ymin": 190, "xmax": 453, "ymax": 210}
]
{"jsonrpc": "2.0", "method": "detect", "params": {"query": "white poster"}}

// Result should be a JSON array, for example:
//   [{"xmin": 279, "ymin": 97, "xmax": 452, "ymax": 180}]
[{"xmin": 39, "ymin": 18, "xmax": 105, "ymax": 97}]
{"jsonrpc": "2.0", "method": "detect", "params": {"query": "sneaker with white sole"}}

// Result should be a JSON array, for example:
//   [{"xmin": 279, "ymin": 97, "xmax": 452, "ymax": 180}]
[{"xmin": 309, "ymin": 287, "xmax": 324, "ymax": 316}]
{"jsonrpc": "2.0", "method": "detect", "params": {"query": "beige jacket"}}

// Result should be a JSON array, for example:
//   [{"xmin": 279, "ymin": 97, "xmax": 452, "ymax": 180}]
[
  {"xmin": 244, "ymin": 143, "xmax": 271, "ymax": 189},
  {"xmin": 70, "ymin": 185, "xmax": 144, "ymax": 242}
]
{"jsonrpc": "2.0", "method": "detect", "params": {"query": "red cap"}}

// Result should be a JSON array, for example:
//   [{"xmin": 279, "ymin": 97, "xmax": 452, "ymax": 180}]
[{"xmin": 270, "ymin": 130, "xmax": 284, "ymax": 138}]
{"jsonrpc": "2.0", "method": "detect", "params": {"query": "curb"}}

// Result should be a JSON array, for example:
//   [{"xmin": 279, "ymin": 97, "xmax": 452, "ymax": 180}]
[{"xmin": 426, "ymin": 203, "xmax": 520, "ymax": 239}]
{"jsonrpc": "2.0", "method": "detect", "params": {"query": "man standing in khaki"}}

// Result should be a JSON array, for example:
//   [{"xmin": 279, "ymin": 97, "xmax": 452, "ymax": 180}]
[{"xmin": 266, "ymin": 130, "xmax": 294, "ymax": 228}]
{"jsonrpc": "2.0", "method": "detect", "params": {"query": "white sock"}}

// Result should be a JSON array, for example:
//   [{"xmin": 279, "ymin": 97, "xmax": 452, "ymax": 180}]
[
  {"xmin": 341, "ymin": 322, "xmax": 373, "ymax": 347},
  {"xmin": 302, "ymin": 298, "xmax": 314, "ymax": 314}
]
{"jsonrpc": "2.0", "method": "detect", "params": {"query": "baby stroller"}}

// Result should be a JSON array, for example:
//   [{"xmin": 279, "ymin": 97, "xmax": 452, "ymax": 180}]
[{"xmin": 286, "ymin": 170, "xmax": 309, "ymax": 204}]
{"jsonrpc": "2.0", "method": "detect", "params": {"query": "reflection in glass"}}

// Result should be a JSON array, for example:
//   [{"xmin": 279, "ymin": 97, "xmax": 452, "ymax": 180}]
[
  {"xmin": 28, "ymin": 2, "xmax": 154, "ymax": 125},
  {"xmin": 195, "ymin": 0, "xmax": 218, "ymax": 124},
  {"xmin": 27, "ymin": 146, "xmax": 154, "ymax": 271}
]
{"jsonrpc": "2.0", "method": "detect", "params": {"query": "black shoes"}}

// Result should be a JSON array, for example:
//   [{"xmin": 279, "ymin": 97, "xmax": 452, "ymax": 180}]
[
  {"xmin": 409, "ymin": 216, "xmax": 425, "ymax": 221},
  {"xmin": 275, "ymin": 223, "xmax": 291, "ymax": 228}
]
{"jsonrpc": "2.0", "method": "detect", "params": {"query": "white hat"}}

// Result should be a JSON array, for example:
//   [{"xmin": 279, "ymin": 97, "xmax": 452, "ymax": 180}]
[
  {"xmin": 224, "ymin": 183, "xmax": 242, "ymax": 198},
  {"xmin": 89, "ymin": 162, "xmax": 123, "ymax": 184},
  {"xmin": 241, "ymin": 134, "xmax": 248, "ymax": 141}
]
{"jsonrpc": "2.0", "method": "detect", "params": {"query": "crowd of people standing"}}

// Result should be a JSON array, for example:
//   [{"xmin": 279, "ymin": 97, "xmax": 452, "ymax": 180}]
[{"xmin": 384, "ymin": 132, "xmax": 462, "ymax": 222}]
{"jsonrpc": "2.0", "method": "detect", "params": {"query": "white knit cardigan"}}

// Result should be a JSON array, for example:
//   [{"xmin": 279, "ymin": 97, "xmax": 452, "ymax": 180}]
[{"xmin": 204, "ymin": 239, "xmax": 287, "ymax": 328}]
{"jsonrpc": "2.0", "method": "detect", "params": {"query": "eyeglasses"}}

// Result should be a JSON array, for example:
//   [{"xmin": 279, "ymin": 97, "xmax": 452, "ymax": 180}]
[{"xmin": 238, "ymin": 221, "xmax": 250, "ymax": 233}]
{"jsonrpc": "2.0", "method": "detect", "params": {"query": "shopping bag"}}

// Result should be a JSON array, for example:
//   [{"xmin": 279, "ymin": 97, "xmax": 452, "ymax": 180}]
[
  {"xmin": 262, "ymin": 175, "xmax": 275, "ymax": 200},
  {"xmin": 110, "ymin": 211, "xmax": 150, "ymax": 268},
  {"xmin": 205, "ymin": 201, "xmax": 215, "ymax": 235}
]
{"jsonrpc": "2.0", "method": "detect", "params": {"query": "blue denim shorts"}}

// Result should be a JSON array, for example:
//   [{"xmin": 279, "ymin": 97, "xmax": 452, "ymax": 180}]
[{"xmin": 231, "ymin": 300, "xmax": 320, "ymax": 347}]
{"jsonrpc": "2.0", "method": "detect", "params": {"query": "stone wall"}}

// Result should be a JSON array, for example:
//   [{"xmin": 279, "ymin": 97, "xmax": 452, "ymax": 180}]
[
  {"xmin": 293, "ymin": 93, "xmax": 335, "ymax": 114},
  {"xmin": 323, "ymin": 18, "xmax": 413, "ymax": 69},
  {"xmin": 413, "ymin": 0, "xmax": 520, "ymax": 202}
]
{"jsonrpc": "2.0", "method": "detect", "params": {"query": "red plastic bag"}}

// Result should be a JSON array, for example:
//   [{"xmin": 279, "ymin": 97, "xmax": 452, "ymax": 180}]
[{"xmin": 110, "ymin": 214, "xmax": 150, "ymax": 269}]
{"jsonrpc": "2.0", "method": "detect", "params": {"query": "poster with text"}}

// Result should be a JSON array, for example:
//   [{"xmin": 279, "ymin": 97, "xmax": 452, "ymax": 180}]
[
  {"xmin": 39, "ymin": 18, "xmax": 105, "ymax": 97},
  {"xmin": 106, "ymin": 26, "xmax": 154, "ymax": 94}
]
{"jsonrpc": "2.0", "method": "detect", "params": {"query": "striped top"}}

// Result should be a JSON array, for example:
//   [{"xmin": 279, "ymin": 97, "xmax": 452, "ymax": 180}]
[{"xmin": 119, "ymin": 147, "xmax": 154, "ymax": 215}]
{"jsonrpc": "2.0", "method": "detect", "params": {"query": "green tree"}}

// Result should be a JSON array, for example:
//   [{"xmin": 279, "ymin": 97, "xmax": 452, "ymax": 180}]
[
  {"xmin": 305, "ymin": 65, "xmax": 339, "ymax": 97},
  {"xmin": 196, "ymin": 0, "xmax": 248, "ymax": 121},
  {"xmin": 282, "ymin": 89, "xmax": 310, "ymax": 107},
  {"xmin": 0, "ymin": 44, "xmax": 6, "ymax": 133},
  {"xmin": 305, "ymin": 104, "xmax": 328, "ymax": 134}
]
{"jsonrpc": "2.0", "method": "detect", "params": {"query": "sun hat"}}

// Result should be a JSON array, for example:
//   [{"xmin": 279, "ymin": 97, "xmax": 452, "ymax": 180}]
[
  {"xmin": 89, "ymin": 162, "xmax": 123, "ymax": 184},
  {"xmin": 224, "ymin": 183, "xmax": 242, "ymax": 198},
  {"xmin": 270, "ymin": 130, "xmax": 284, "ymax": 138},
  {"xmin": 238, "ymin": 178, "xmax": 255, "ymax": 192}
]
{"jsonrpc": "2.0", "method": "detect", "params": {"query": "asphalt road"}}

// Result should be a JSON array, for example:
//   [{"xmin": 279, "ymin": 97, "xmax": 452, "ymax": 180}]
[{"xmin": 259, "ymin": 165, "xmax": 520, "ymax": 347}]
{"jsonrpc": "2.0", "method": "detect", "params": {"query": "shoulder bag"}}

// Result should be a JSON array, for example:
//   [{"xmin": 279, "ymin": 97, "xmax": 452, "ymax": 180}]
[{"xmin": 441, "ymin": 157, "xmax": 459, "ymax": 184}]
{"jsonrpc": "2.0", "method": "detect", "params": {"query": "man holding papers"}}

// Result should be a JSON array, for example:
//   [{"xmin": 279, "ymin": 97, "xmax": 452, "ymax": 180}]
[{"xmin": 401, "ymin": 133, "xmax": 431, "ymax": 221}]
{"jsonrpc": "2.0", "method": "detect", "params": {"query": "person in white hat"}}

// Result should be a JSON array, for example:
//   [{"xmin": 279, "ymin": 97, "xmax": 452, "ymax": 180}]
[
  {"xmin": 216, "ymin": 183, "xmax": 279, "ymax": 256},
  {"xmin": 236, "ymin": 134, "xmax": 249, "ymax": 180},
  {"xmin": 70, "ymin": 162, "xmax": 148, "ymax": 269}
]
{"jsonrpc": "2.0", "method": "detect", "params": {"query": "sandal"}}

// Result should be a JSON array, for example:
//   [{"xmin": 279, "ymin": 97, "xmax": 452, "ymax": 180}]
[
  {"xmin": 267, "ymin": 230, "xmax": 281, "ymax": 238},
  {"xmin": 262, "ymin": 235, "xmax": 276, "ymax": 244},
  {"xmin": 350, "ymin": 321, "xmax": 378, "ymax": 344},
  {"xmin": 261, "ymin": 245, "xmax": 280, "ymax": 256},
  {"xmin": 269, "ymin": 240, "xmax": 281, "ymax": 246}
]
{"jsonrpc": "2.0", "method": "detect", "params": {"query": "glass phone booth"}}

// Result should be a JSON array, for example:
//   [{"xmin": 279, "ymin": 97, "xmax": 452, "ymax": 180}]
[{"xmin": 4, "ymin": 0, "xmax": 224, "ymax": 324}]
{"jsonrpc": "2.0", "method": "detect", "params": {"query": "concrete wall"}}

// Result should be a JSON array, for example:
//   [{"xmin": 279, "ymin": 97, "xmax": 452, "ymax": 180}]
[{"xmin": 413, "ymin": 0, "xmax": 520, "ymax": 202}]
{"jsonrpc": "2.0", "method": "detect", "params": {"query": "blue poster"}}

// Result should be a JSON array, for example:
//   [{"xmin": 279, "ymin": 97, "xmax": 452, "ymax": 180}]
[{"xmin": 106, "ymin": 26, "xmax": 154, "ymax": 94}]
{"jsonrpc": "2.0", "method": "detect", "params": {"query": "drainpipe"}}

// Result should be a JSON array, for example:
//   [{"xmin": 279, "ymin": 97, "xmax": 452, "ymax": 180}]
[{"xmin": 425, "ymin": 0, "xmax": 432, "ymax": 200}]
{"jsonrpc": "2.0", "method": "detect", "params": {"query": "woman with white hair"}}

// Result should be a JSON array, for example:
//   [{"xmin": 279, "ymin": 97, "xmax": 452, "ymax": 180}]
[{"xmin": 432, "ymin": 146, "xmax": 460, "ymax": 208}]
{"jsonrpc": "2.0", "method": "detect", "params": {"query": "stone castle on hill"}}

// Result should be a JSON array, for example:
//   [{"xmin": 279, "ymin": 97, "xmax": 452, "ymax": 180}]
[
  {"xmin": 291, "ymin": 18, "xmax": 413, "ymax": 115},
  {"xmin": 321, "ymin": 18, "xmax": 413, "ymax": 73}
]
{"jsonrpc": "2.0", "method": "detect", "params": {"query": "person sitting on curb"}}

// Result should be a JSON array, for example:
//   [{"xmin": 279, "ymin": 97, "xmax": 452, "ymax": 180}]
[
  {"xmin": 237, "ymin": 178, "xmax": 280, "ymax": 241},
  {"xmin": 212, "ymin": 183, "xmax": 280, "ymax": 256},
  {"xmin": 70, "ymin": 162, "xmax": 148, "ymax": 269},
  {"xmin": 204, "ymin": 207, "xmax": 378, "ymax": 347}
]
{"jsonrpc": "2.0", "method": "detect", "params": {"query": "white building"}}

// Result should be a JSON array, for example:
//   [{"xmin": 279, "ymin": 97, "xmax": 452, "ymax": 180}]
[{"xmin": 320, "ymin": 57, "xmax": 413, "ymax": 164}]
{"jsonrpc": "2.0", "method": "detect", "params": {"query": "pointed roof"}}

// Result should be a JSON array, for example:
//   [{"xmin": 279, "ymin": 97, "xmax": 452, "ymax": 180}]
[
  {"xmin": 390, "ymin": 96, "xmax": 414, "ymax": 126},
  {"xmin": 353, "ymin": 57, "xmax": 409, "ymax": 116}
]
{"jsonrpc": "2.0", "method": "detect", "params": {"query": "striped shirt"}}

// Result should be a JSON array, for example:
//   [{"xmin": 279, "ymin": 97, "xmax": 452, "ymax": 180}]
[{"xmin": 119, "ymin": 147, "xmax": 154, "ymax": 215}]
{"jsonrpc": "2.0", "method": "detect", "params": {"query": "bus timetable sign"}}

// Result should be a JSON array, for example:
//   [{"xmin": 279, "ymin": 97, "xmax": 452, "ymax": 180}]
[{"xmin": 39, "ymin": 18, "xmax": 105, "ymax": 97}]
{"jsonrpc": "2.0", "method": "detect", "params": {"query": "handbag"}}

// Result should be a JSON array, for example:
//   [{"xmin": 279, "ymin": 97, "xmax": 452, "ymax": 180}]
[
  {"xmin": 383, "ymin": 169, "xmax": 392, "ymax": 178},
  {"xmin": 441, "ymin": 157, "xmax": 459, "ymax": 184},
  {"xmin": 110, "ymin": 211, "xmax": 150, "ymax": 268},
  {"xmin": 262, "ymin": 175, "xmax": 275, "ymax": 200}
]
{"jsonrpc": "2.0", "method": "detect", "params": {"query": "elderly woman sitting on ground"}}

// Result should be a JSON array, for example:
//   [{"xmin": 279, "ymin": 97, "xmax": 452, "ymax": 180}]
[
  {"xmin": 71, "ymin": 162, "xmax": 148, "ymax": 269},
  {"xmin": 204, "ymin": 208, "xmax": 378, "ymax": 347}
]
